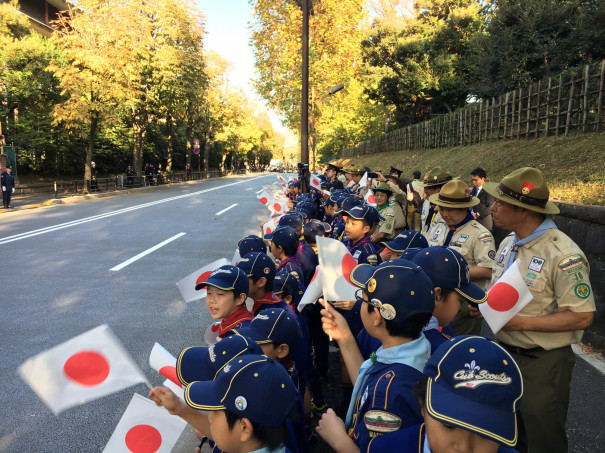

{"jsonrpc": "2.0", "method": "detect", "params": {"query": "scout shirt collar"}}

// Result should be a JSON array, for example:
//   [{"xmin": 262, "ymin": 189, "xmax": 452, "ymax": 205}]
[
  {"xmin": 377, "ymin": 202, "xmax": 390, "ymax": 211},
  {"xmin": 348, "ymin": 235, "xmax": 372, "ymax": 252},
  {"xmin": 443, "ymin": 212, "xmax": 474, "ymax": 247},
  {"xmin": 212, "ymin": 305, "xmax": 254, "ymax": 338},
  {"xmin": 276, "ymin": 255, "xmax": 301, "ymax": 272},
  {"xmin": 345, "ymin": 332, "xmax": 431, "ymax": 428},
  {"xmin": 506, "ymin": 216, "xmax": 558, "ymax": 270},
  {"xmin": 251, "ymin": 291, "xmax": 282, "ymax": 313}
]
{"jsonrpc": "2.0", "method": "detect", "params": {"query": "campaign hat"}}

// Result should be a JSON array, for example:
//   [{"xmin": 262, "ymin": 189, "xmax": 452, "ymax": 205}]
[
  {"xmin": 429, "ymin": 180, "xmax": 480, "ymax": 209},
  {"xmin": 421, "ymin": 167, "xmax": 453, "ymax": 187}
]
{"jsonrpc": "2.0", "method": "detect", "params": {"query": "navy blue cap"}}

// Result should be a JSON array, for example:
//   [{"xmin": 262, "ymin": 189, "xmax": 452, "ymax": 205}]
[
  {"xmin": 195, "ymin": 265, "xmax": 249, "ymax": 295},
  {"xmin": 424, "ymin": 336, "xmax": 523, "ymax": 447},
  {"xmin": 176, "ymin": 334, "xmax": 263, "ymax": 385},
  {"xmin": 303, "ymin": 220, "xmax": 328, "ymax": 241},
  {"xmin": 335, "ymin": 197, "xmax": 361, "ymax": 214},
  {"xmin": 238, "ymin": 235, "xmax": 267, "ymax": 256},
  {"xmin": 349, "ymin": 260, "xmax": 434, "ymax": 326},
  {"xmin": 288, "ymin": 180, "xmax": 300, "ymax": 188},
  {"xmin": 322, "ymin": 193, "xmax": 341, "ymax": 207},
  {"xmin": 342, "ymin": 205, "xmax": 383, "ymax": 228},
  {"xmin": 397, "ymin": 247, "xmax": 424, "ymax": 261},
  {"xmin": 381, "ymin": 231, "xmax": 429, "ymax": 252},
  {"xmin": 185, "ymin": 355, "xmax": 297, "ymax": 427},
  {"xmin": 237, "ymin": 252, "xmax": 276, "ymax": 281},
  {"xmin": 266, "ymin": 226, "xmax": 299, "ymax": 251},
  {"xmin": 275, "ymin": 214, "xmax": 303, "ymax": 234},
  {"xmin": 236, "ymin": 308, "xmax": 302, "ymax": 349},
  {"xmin": 274, "ymin": 271, "xmax": 303, "ymax": 298},
  {"xmin": 411, "ymin": 246, "xmax": 487, "ymax": 304}
]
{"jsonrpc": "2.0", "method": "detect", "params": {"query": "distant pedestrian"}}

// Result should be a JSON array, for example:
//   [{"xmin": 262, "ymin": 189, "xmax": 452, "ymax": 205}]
[
  {"xmin": 125, "ymin": 164, "xmax": 135, "ymax": 186},
  {"xmin": 1, "ymin": 165, "xmax": 15, "ymax": 209},
  {"xmin": 185, "ymin": 163, "xmax": 191, "ymax": 180},
  {"xmin": 157, "ymin": 163, "xmax": 164, "ymax": 184},
  {"xmin": 90, "ymin": 161, "xmax": 99, "ymax": 192},
  {"xmin": 144, "ymin": 163, "xmax": 154, "ymax": 186}
]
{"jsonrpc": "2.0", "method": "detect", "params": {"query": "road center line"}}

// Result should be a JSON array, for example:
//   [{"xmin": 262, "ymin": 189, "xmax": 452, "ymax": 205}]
[
  {"xmin": 215, "ymin": 203, "xmax": 238, "ymax": 216},
  {"xmin": 109, "ymin": 233, "xmax": 187, "ymax": 271},
  {"xmin": 0, "ymin": 175, "xmax": 270, "ymax": 246}
]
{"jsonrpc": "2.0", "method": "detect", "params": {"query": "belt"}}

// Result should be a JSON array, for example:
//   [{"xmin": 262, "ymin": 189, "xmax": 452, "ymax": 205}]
[{"xmin": 499, "ymin": 342, "xmax": 570, "ymax": 355}]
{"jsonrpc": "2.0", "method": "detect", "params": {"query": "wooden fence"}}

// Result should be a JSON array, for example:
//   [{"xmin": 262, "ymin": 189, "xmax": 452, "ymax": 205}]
[{"xmin": 341, "ymin": 60, "xmax": 605, "ymax": 158}]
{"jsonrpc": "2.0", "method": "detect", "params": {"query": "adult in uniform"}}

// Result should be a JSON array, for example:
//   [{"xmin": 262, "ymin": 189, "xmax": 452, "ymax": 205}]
[
  {"xmin": 484, "ymin": 167, "xmax": 595, "ymax": 453},
  {"xmin": 1, "ymin": 165, "xmax": 15, "ymax": 209},
  {"xmin": 419, "ymin": 167, "xmax": 452, "ymax": 236},
  {"xmin": 325, "ymin": 163, "xmax": 344, "ymax": 190},
  {"xmin": 370, "ymin": 182, "xmax": 396, "ymax": 243},
  {"xmin": 406, "ymin": 170, "xmax": 424, "ymax": 232},
  {"xmin": 425, "ymin": 180, "xmax": 495, "ymax": 335}
]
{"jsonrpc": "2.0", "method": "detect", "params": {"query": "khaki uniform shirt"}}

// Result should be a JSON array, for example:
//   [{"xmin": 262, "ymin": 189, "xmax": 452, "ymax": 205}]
[
  {"xmin": 493, "ymin": 229, "xmax": 595, "ymax": 350},
  {"xmin": 373, "ymin": 205, "xmax": 396, "ymax": 241},
  {"xmin": 420, "ymin": 200, "xmax": 442, "ymax": 236},
  {"xmin": 426, "ymin": 219, "xmax": 496, "ymax": 289}
]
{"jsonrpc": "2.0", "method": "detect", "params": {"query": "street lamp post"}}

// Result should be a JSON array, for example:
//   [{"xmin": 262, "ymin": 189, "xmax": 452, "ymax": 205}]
[{"xmin": 301, "ymin": 0, "xmax": 309, "ymax": 166}]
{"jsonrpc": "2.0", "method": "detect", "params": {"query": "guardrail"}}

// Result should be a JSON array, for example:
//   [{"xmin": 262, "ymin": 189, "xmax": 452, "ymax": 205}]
[{"xmin": 14, "ymin": 169, "xmax": 249, "ymax": 197}]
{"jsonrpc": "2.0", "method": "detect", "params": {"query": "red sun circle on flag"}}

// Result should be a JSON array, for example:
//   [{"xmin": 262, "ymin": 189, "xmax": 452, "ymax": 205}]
[
  {"xmin": 195, "ymin": 271, "xmax": 213, "ymax": 290},
  {"xmin": 274, "ymin": 203, "xmax": 283, "ymax": 212},
  {"xmin": 63, "ymin": 350, "xmax": 110, "ymax": 386},
  {"xmin": 312, "ymin": 178, "xmax": 319, "ymax": 186},
  {"xmin": 125, "ymin": 424, "xmax": 162, "ymax": 453},
  {"xmin": 368, "ymin": 195, "xmax": 376, "ymax": 204},
  {"xmin": 159, "ymin": 366, "xmax": 181, "ymax": 387},
  {"xmin": 310, "ymin": 268, "xmax": 319, "ymax": 283},
  {"xmin": 259, "ymin": 197, "xmax": 268, "ymax": 205},
  {"xmin": 341, "ymin": 254, "xmax": 358, "ymax": 284},
  {"xmin": 487, "ymin": 282, "xmax": 519, "ymax": 312},
  {"xmin": 266, "ymin": 227, "xmax": 273, "ymax": 235}
]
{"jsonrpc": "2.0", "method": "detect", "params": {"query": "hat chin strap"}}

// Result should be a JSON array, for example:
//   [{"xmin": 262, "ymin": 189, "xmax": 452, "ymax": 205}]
[{"xmin": 496, "ymin": 183, "xmax": 548, "ymax": 208}]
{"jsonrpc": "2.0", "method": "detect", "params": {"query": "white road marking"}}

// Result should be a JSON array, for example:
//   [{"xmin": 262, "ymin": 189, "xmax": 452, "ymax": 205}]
[
  {"xmin": 215, "ymin": 203, "xmax": 238, "ymax": 216},
  {"xmin": 572, "ymin": 343, "xmax": 605, "ymax": 375},
  {"xmin": 0, "ymin": 175, "xmax": 269, "ymax": 246},
  {"xmin": 109, "ymin": 233, "xmax": 186, "ymax": 271}
]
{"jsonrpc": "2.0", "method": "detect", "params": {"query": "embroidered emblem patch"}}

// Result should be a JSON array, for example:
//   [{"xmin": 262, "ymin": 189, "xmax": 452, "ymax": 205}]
[
  {"xmin": 379, "ymin": 304, "xmax": 396, "ymax": 320},
  {"xmin": 497, "ymin": 247, "xmax": 509, "ymax": 266},
  {"xmin": 235, "ymin": 396, "xmax": 247, "ymax": 411},
  {"xmin": 364, "ymin": 410, "xmax": 402, "ymax": 433},
  {"xmin": 558, "ymin": 256, "xmax": 583, "ymax": 272},
  {"xmin": 453, "ymin": 360, "xmax": 512, "ymax": 388},
  {"xmin": 359, "ymin": 386, "xmax": 369, "ymax": 408},
  {"xmin": 457, "ymin": 235, "xmax": 469, "ymax": 243},
  {"xmin": 528, "ymin": 256, "xmax": 545, "ymax": 273},
  {"xmin": 263, "ymin": 267, "xmax": 270, "ymax": 274},
  {"xmin": 488, "ymin": 250, "xmax": 496, "ymax": 260},
  {"xmin": 527, "ymin": 273, "xmax": 536, "ymax": 279},
  {"xmin": 367, "ymin": 254, "xmax": 378, "ymax": 265},
  {"xmin": 353, "ymin": 250, "xmax": 362, "ymax": 259},
  {"xmin": 574, "ymin": 283, "xmax": 591, "ymax": 299},
  {"xmin": 368, "ymin": 278, "xmax": 377, "ymax": 293},
  {"xmin": 208, "ymin": 345, "xmax": 216, "ymax": 363},
  {"xmin": 432, "ymin": 228, "xmax": 442, "ymax": 241},
  {"xmin": 224, "ymin": 364, "xmax": 231, "ymax": 373}
]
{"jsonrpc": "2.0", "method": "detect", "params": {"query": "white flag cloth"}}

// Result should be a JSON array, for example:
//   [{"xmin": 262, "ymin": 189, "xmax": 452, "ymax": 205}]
[
  {"xmin": 262, "ymin": 217, "xmax": 281, "ymax": 236},
  {"xmin": 18, "ymin": 325, "xmax": 149, "ymax": 415},
  {"xmin": 298, "ymin": 268, "xmax": 324, "ymax": 312},
  {"xmin": 149, "ymin": 343, "xmax": 181, "ymax": 387},
  {"xmin": 176, "ymin": 258, "xmax": 230, "ymax": 303},
  {"xmin": 364, "ymin": 189, "xmax": 377, "ymax": 207},
  {"xmin": 359, "ymin": 172, "xmax": 368, "ymax": 187},
  {"xmin": 309, "ymin": 174, "xmax": 322, "ymax": 190},
  {"xmin": 163, "ymin": 378, "xmax": 185, "ymax": 401},
  {"xmin": 102, "ymin": 393, "xmax": 187, "ymax": 453},
  {"xmin": 480, "ymin": 260, "xmax": 534, "ymax": 334},
  {"xmin": 316, "ymin": 237, "xmax": 359, "ymax": 301},
  {"xmin": 257, "ymin": 190, "xmax": 272, "ymax": 206},
  {"xmin": 288, "ymin": 175, "xmax": 299, "ymax": 183},
  {"xmin": 277, "ymin": 175, "xmax": 287, "ymax": 183},
  {"xmin": 231, "ymin": 248, "xmax": 241, "ymax": 266},
  {"xmin": 268, "ymin": 199, "xmax": 288, "ymax": 215}
]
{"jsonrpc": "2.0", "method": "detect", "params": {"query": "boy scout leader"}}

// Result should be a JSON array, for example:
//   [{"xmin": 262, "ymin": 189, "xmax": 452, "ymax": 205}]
[{"xmin": 485, "ymin": 167, "xmax": 595, "ymax": 453}]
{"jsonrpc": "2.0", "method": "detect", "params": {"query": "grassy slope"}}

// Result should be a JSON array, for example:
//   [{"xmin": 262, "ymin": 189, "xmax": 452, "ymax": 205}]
[{"xmin": 331, "ymin": 132, "xmax": 605, "ymax": 206}]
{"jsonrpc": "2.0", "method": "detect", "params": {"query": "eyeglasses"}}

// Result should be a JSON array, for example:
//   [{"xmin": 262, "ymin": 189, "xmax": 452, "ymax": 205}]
[{"xmin": 355, "ymin": 289, "xmax": 382, "ymax": 309}]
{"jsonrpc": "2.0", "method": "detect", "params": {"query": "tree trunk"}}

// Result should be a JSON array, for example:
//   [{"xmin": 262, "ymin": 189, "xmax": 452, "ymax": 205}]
[
  {"xmin": 204, "ymin": 125, "xmax": 213, "ymax": 173},
  {"xmin": 132, "ymin": 109, "xmax": 147, "ymax": 177},
  {"xmin": 166, "ymin": 115, "xmax": 173, "ymax": 172}
]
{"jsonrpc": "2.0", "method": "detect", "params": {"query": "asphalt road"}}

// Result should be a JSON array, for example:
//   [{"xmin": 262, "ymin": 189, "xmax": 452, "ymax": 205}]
[{"xmin": 0, "ymin": 173, "xmax": 603, "ymax": 452}]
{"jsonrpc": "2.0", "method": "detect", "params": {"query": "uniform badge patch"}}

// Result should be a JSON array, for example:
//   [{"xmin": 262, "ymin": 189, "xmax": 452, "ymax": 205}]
[
  {"xmin": 367, "ymin": 254, "xmax": 378, "ymax": 265},
  {"xmin": 235, "ymin": 396, "xmax": 247, "ymax": 411},
  {"xmin": 528, "ymin": 256, "xmax": 545, "ymax": 273},
  {"xmin": 574, "ymin": 283, "xmax": 591, "ymax": 299},
  {"xmin": 208, "ymin": 345, "xmax": 216, "ymax": 363},
  {"xmin": 360, "ymin": 386, "xmax": 369, "ymax": 408},
  {"xmin": 353, "ymin": 250, "xmax": 362, "ymax": 259},
  {"xmin": 364, "ymin": 410, "xmax": 402, "ymax": 433},
  {"xmin": 488, "ymin": 250, "xmax": 496, "ymax": 260},
  {"xmin": 379, "ymin": 304, "xmax": 396, "ymax": 321},
  {"xmin": 497, "ymin": 247, "xmax": 509, "ymax": 266},
  {"xmin": 558, "ymin": 256, "xmax": 583, "ymax": 272},
  {"xmin": 457, "ymin": 235, "xmax": 469, "ymax": 243},
  {"xmin": 368, "ymin": 278, "xmax": 377, "ymax": 293}
]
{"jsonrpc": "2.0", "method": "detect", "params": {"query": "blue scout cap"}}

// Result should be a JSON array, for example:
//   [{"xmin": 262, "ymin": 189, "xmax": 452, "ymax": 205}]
[
  {"xmin": 266, "ymin": 226, "xmax": 299, "ymax": 251},
  {"xmin": 195, "ymin": 265, "xmax": 249, "ymax": 295},
  {"xmin": 176, "ymin": 334, "xmax": 263, "ymax": 386},
  {"xmin": 185, "ymin": 355, "xmax": 297, "ymax": 427},
  {"xmin": 349, "ymin": 260, "xmax": 434, "ymax": 326},
  {"xmin": 236, "ymin": 308, "xmax": 302, "ymax": 349},
  {"xmin": 411, "ymin": 246, "xmax": 487, "ymax": 304},
  {"xmin": 381, "ymin": 231, "xmax": 429, "ymax": 252},
  {"xmin": 303, "ymin": 220, "xmax": 327, "ymax": 240},
  {"xmin": 397, "ymin": 247, "xmax": 424, "ymax": 261},
  {"xmin": 238, "ymin": 235, "xmax": 267, "ymax": 256},
  {"xmin": 322, "ymin": 194, "xmax": 340, "ymax": 207},
  {"xmin": 335, "ymin": 197, "xmax": 360, "ymax": 214},
  {"xmin": 276, "ymin": 213, "xmax": 304, "ymax": 233},
  {"xmin": 288, "ymin": 180, "xmax": 300, "ymax": 188},
  {"xmin": 424, "ymin": 336, "xmax": 523, "ymax": 447},
  {"xmin": 274, "ymin": 271, "xmax": 303, "ymax": 298},
  {"xmin": 342, "ymin": 205, "xmax": 384, "ymax": 228},
  {"xmin": 237, "ymin": 252, "xmax": 276, "ymax": 281}
]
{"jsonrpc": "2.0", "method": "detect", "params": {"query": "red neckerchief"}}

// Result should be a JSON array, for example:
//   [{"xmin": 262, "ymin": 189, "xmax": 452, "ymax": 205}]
[
  {"xmin": 211, "ymin": 305, "xmax": 254, "ymax": 338},
  {"xmin": 347, "ymin": 235, "xmax": 372, "ymax": 254},
  {"xmin": 252, "ymin": 291, "xmax": 283, "ymax": 314},
  {"xmin": 276, "ymin": 255, "xmax": 301, "ymax": 272}
]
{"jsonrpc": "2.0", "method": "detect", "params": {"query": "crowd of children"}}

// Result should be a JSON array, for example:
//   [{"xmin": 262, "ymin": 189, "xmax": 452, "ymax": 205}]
[{"xmin": 145, "ymin": 165, "xmax": 588, "ymax": 453}]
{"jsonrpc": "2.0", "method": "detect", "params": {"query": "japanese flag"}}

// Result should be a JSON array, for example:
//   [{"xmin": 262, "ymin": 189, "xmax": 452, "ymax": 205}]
[
  {"xmin": 317, "ymin": 237, "xmax": 358, "ymax": 301},
  {"xmin": 231, "ymin": 248, "xmax": 241, "ymax": 266},
  {"xmin": 263, "ymin": 217, "xmax": 281, "ymax": 237},
  {"xmin": 176, "ymin": 258, "xmax": 230, "ymax": 303},
  {"xmin": 364, "ymin": 189, "xmax": 377, "ymax": 207},
  {"xmin": 18, "ymin": 325, "xmax": 149, "ymax": 415},
  {"xmin": 309, "ymin": 175, "xmax": 322, "ymax": 190},
  {"xmin": 298, "ymin": 268, "xmax": 324, "ymax": 312},
  {"xmin": 102, "ymin": 393, "xmax": 187, "ymax": 453},
  {"xmin": 480, "ymin": 260, "xmax": 533, "ymax": 334},
  {"xmin": 277, "ymin": 175, "xmax": 287, "ymax": 183},
  {"xmin": 269, "ymin": 199, "xmax": 288, "ymax": 215},
  {"xmin": 289, "ymin": 175, "xmax": 299, "ymax": 183},
  {"xmin": 149, "ymin": 343, "xmax": 180, "ymax": 388},
  {"xmin": 257, "ymin": 190, "xmax": 272, "ymax": 206},
  {"xmin": 359, "ymin": 172, "xmax": 368, "ymax": 187}
]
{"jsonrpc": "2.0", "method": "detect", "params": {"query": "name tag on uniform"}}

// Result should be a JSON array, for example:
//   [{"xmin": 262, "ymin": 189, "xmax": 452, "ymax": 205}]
[
  {"xmin": 457, "ymin": 234, "xmax": 469, "ymax": 243},
  {"xmin": 497, "ymin": 247, "xmax": 509, "ymax": 267},
  {"xmin": 528, "ymin": 256, "xmax": 545, "ymax": 273},
  {"xmin": 353, "ymin": 250, "xmax": 361, "ymax": 259}
]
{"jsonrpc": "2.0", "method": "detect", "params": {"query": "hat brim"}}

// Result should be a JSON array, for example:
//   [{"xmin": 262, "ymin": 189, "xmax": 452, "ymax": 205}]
[
  {"xmin": 195, "ymin": 279, "xmax": 236, "ymax": 292},
  {"xmin": 185, "ymin": 380, "xmax": 225, "ymax": 411},
  {"xmin": 349, "ymin": 264, "xmax": 375, "ymax": 288},
  {"xmin": 384, "ymin": 175, "xmax": 405, "ymax": 190},
  {"xmin": 177, "ymin": 347, "xmax": 213, "ymax": 385},
  {"xmin": 420, "ymin": 176, "xmax": 458, "ymax": 188},
  {"xmin": 426, "ymin": 378, "xmax": 518, "ymax": 446},
  {"xmin": 428, "ymin": 193, "xmax": 480, "ymax": 208},
  {"xmin": 483, "ymin": 182, "xmax": 560, "ymax": 215},
  {"xmin": 455, "ymin": 281, "xmax": 488, "ymax": 304},
  {"xmin": 232, "ymin": 327, "xmax": 272, "ymax": 344},
  {"xmin": 380, "ymin": 240, "xmax": 405, "ymax": 253}
]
